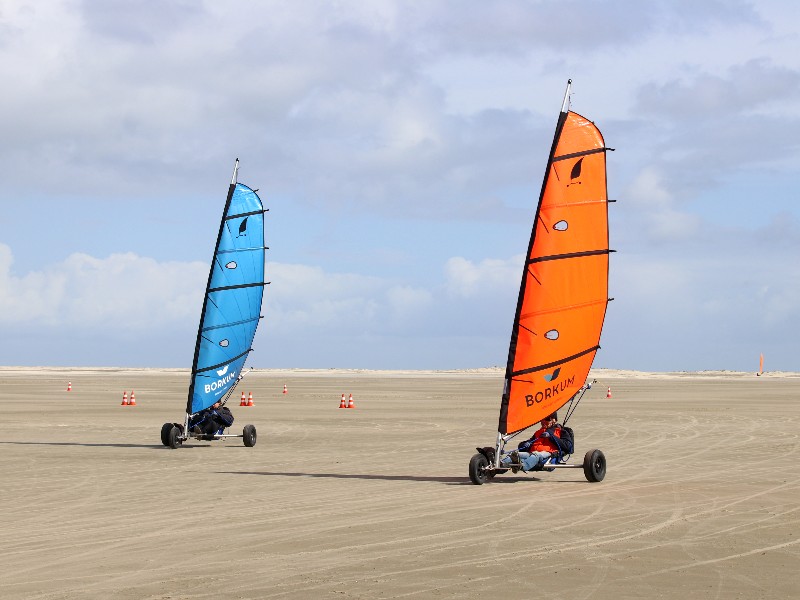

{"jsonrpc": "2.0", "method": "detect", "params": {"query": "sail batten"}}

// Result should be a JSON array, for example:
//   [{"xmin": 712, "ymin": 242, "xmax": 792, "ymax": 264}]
[
  {"xmin": 511, "ymin": 345, "xmax": 600, "ymax": 377},
  {"xmin": 202, "ymin": 315, "xmax": 260, "ymax": 332},
  {"xmin": 195, "ymin": 349, "xmax": 253, "ymax": 375},
  {"xmin": 498, "ymin": 85, "xmax": 610, "ymax": 436},
  {"xmin": 553, "ymin": 147, "xmax": 607, "ymax": 162},
  {"xmin": 185, "ymin": 174, "xmax": 267, "ymax": 415},
  {"xmin": 209, "ymin": 281, "xmax": 268, "ymax": 293},
  {"xmin": 225, "ymin": 209, "xmax": 266, "ymax": 221},
  {"xmin": 528, "ymin": 249, "xmax": 610, "ymax": 264}
]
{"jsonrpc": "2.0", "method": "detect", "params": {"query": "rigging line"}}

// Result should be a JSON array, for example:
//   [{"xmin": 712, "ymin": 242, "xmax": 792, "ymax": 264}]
[
  {"xmin": 537, "ymin": 214, "xmax": 550, "ymax": 234},
  {"xmin": 563, "ymin": 385, "xmax": 589, "ymax": 426},
  {"xmin": 528, "ymin": 249, "xmax": 610, "ymax": 264},
  {"xmin": 213, "ymin": 253, "xmax": 228, "ymax": 280},
  {"xmin": 528, "ymin": 267, "xmax": 542, "ymax": 286},
  {"xmin": 540, "ymin": 198, "xmax": 609, "ymax": 209},
  {"xmin": 217, "ymin": 246, "xmax": 269, "ymax": 254},
  {"xmin": 194, "ymin": 348, "xmax": 252, "ymax": 375},
  {"xmin": 206, "ymin": 294, "xmax": 220, "ymax": 313},
  {"xmin": 197, "ymin": 332, "xmax": 241, "ymax": 362},
  {"xmin": 518, "ymin": 322, "xmax": 537, "ymax": 336},
  {"xmin": 552, "ymin": 147, "xmax": 607, "ymax": 162},
  {"xmin": 198, "ymin": 331, "xmax": 244, "ymax": 366},
  {"xmin": 224, "ymin": 217, "xmax": 237, "ymax": 242},
  {"xmin": 511, "ymin": 345, "xmax": 599, "ymax": 377},
  {"xmin": 519, "ymin": 297, "xmax": 609, "ymax": 319},
  {"xmin": 202, "ymin": 315, "xmax": 260, "ymax": 332}
]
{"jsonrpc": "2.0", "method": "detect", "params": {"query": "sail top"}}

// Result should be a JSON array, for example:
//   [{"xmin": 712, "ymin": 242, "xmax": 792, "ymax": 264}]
[
  {"xmin": 560, "ymin": 79, "xmax": 572, "ymax": 114},
  {"xmin": 231, "ymin": 158, "xmax": 240, "ymax": 185}
]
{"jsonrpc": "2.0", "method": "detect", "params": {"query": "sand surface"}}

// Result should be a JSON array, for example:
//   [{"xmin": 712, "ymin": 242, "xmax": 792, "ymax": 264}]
[{"xmin": 1, "ymin": 368, "xmax": 798, "ymax": 599}]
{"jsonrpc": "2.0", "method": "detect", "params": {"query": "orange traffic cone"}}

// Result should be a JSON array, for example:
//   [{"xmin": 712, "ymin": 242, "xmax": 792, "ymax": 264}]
[
  {"xmin": 283, "ymin": 384, "xmax": 288, "ymax": 394},
  {"xmin": 67, "ymin": 381, "xmax": 72, "ymax": 392},
  {"xmin": 247, "ymin": 392, "xmax": 254, "ymax": 407},
  {"xmin": 339, "ymin": 394, "xmax": 346, "ymax": 409},
  {"xmin": 606, "ymin": 387, "xmax": 612, "ymax": 399},
  {"xmin": 129, "ymin": 391, "xmax": 136, "ymax": 406},
  {"xmin": 121, "ymin": 391, "xmax": 128, "ymax": 406},
  {"xmin": 240, "ymin": 391, "xmax": 246, "ymax": 406},
  {"xmin": 347, "ymin": 393, "xmax": 355, "ymax": 409}
]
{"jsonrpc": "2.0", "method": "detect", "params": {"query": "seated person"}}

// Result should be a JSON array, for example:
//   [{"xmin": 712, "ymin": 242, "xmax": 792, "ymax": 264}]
[
  {"xmin": 501, "ymin": 412, "xmax": 565, "ymax": 472},
  {"xmin": 189, "ymin": 401, "xmax": 234, "ymax": 438}
]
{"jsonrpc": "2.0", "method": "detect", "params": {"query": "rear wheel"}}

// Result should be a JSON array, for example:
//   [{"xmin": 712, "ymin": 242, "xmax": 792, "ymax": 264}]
[
  {"xmin": 243, "ymin": 424, "xmax": 257, "ymax": 447},
  {"xmin": 168, "ymin": 425, "xmax": 182, "ymax": 449},
  {"xmin": 583, "ymin": 449, "xmax": 606, "ymax": 482},
  {"xmin": 160, "ymin": 423, "xmax": 174, "ymax": 446},
  {"xmin": 469, "ymin": 453, "xmax": 491, "ymax": 485}
]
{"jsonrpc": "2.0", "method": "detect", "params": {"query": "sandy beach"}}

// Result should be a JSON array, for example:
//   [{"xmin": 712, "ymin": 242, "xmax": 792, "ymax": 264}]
[{"xmin": 1, "ymin": 367, "xmax": 798, "ymax": 599}]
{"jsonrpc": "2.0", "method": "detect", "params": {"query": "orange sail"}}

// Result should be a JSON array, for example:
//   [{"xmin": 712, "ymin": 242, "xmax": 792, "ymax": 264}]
[
  {"xmin": 498, "ymin": 80, "xmax": 612, "ymax": 435},
  {"xmin": 759, "ymin": 353, "xmax": 764, "ymax": 375}
]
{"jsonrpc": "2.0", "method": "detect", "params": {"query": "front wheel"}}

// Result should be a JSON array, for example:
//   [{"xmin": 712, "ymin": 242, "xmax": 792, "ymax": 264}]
[
  {"xmin": 167, "ymin": 425, "xmax": 182, "ymax": 449},
  {"xmin": 469, "ymin": 453, "xmax": 491, "ymax": 485},
  {"xmin": 160, "ymin": 422, "xmax": 174, "ymax": 446},
  {"xmin": 583, "ymin": 449, "xmax": 606, "ymax": 482},
  {"xmin": 243, "ymin": 424, "xmax": 257, "ymax": 447}
]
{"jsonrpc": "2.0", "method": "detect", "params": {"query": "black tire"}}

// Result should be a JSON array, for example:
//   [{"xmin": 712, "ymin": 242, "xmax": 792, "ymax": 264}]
[
  {"xmin": 583, "ymin": 449, "xmax": 606, "ymax": 482},
  {"xmin": 168, "ymin": 425, "xmax": 182, "ymax": 449},
  {"xmin": 469, "ymin": 453, "xmax": 491, "ymax": 485},
  {"xmin": 243, "ymin": 424, "xmax": 257, "ymax": 447},
  {"xmin": 160, "ymin": 422, "xmax": 174, "ymax": 446}
]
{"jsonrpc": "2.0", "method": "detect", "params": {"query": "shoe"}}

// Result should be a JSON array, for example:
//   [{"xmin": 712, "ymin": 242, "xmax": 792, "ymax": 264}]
[
  {"xmin": 509, "ymin": 450, "xmax": 520, "ymax": 473},
  {"xmin": 191, "ymin": 426, "xmax": 202, "ymax": 435}
]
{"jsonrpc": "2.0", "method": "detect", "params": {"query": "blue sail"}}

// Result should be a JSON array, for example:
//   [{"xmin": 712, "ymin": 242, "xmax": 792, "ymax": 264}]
[{"xmin": 186, "ymin": 168, "xmax": 267, "ymax": 414}]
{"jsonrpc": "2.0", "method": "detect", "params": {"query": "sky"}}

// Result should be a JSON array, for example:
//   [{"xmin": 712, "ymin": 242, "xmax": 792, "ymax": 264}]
[{"xmin": 1, "ymin": 0, "xmax": 798, "ymax": 372}]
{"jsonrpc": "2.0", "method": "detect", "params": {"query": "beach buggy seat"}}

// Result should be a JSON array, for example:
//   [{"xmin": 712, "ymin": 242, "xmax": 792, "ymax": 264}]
[
  {"xmin": 188, "ymin": 406, "xmax": 235, "ymax": 440},
  {"xmin": 517, "ymin": 425, "xmax": 574, "ymax": 471}
]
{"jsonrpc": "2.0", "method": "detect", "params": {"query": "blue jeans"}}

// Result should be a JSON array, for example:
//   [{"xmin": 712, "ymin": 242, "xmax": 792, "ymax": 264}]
[{"xmin": 501, "ymin": 450, "xmax": 552, "ymax": 472}]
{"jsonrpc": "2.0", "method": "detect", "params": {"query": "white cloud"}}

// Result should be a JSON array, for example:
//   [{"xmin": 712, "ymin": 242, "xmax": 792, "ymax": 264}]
[
  {"xmin": 625, "ymin": 167, "xmax": 702, "ymax": 241},
  {"xmin": 636, "ymin": 59, "xmax": 800, "ymax": 119},
  {"xmin": 265, "ymin": 262, "xmax": 434, "ymax": 336},
  {"xmin": 444, "ymin": 255, "xmax": 522, "ymax": 297},
  {"xmin": 386, "ymin": 285, "xmax": 433, "ymax": 320},
  {"xmin": 0, "ymin": 243, "xmax": 205, "ymax": 331}
]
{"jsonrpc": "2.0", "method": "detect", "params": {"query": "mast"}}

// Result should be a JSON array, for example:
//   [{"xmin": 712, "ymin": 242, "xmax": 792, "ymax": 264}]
[
  {"xmin": 560, "ymin": 79, "xmax": 572, "ymax": 114},
  {"xmin": 231, "ymin": 158, "xmax": 239, "ymax": 185}
]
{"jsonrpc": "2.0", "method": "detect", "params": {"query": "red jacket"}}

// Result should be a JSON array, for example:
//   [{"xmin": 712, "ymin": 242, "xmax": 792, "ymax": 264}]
[{"xmin": 529, "ymin": 425, "xmax": 563, "ymax": 453}]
